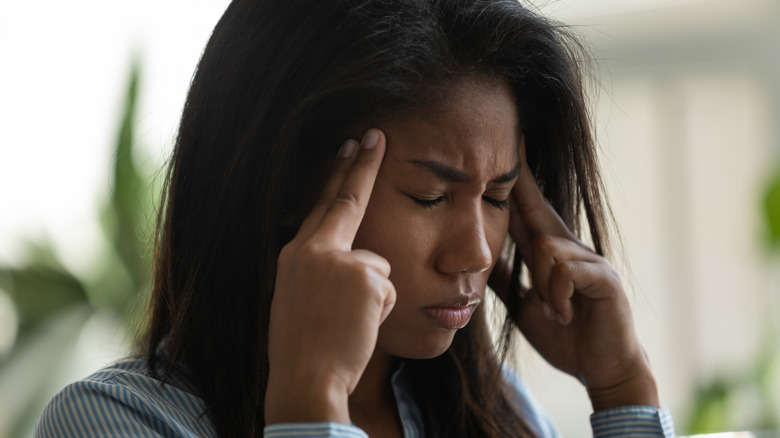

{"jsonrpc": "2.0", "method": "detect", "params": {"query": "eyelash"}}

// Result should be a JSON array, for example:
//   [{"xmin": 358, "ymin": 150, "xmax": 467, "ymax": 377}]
[
  {"xmin": 411, "ymin": 196, "xmax": 445, "ymax": 208},
  {"xmin": 483, "ymin": 196, "xmax": 510, "ymax": 210},
  {"xmin": 410, "ymin": 196, "xmax": 510, "ymax": 210}
]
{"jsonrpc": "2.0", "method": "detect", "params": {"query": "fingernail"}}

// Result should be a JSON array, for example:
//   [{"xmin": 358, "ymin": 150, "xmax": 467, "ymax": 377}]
[
  {"xmin": 556, "ymin": 313, "xmax": 565, "ymax": 325},
  {"xmin": 362, "ymin": 129, "xmax": 379, "ymax": 150},
  {"xmin": 542, "ymin": 302, "xmax": 553, "ymax": 319},
  {"xmin": 340, "ymin": 139, "xmax": 358, "ymax": 157}
]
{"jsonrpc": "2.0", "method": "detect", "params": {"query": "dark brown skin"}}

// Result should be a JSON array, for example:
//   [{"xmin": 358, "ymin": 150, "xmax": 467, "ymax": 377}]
[
  {"xmin": 500, "ymin": 136, "xmax": 659, "ymax": 411},
  {"xmin": 265, "ymin": 78, "xmax": 659, "ymax": 431}
]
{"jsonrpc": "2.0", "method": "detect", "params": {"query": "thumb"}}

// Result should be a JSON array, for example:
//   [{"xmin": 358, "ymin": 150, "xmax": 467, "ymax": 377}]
[
  {"xmin": 379, "ymin": 283, "xmax": 397, "ymax": 324},
  {"xmin": 516, "ymin": 288, "xmax": 555, "ymax": 338}
]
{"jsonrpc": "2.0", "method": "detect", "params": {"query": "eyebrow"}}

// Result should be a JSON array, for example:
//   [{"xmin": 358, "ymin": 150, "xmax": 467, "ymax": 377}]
[{"xmin": 406, "ymin": 160, "xmax": 522, "ymax": 184}]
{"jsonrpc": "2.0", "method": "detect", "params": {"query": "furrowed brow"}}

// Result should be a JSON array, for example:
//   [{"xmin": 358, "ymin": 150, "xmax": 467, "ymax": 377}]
[
  {"xmin": 406, "ymin": 160, "xmax": 469, "ymax": 182},
  {"xmin": 406, "ymin": 159, "xmax": 522, "ymax": 184},
  {"xmin": 490, "ymin": 162, "xmax": 522, "ymax": 184}
]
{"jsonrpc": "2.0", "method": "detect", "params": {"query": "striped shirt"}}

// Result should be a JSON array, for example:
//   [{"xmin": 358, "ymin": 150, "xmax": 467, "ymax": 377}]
[{"xmin": 35, "ymin": 358, "xmax": 674, "ymax": 437}]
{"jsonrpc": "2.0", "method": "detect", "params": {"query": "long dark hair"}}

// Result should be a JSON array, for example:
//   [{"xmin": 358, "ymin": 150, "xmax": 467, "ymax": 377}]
[{"xmin": 142, "ymin": 0, "xmax": 607, "ymax": 436}]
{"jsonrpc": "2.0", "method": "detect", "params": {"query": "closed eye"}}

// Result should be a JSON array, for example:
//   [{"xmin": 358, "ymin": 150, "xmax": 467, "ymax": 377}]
[
  {"xmin": 483, "ymin": 196, "xmax": 509, "ymax": 210},
  {"xmin": 410, "ymin": 196, "xmax": 446, "ymax": 208},
  {"xmin": 410, "ymin": 195, "xmax": 509, "ymax": 210}
]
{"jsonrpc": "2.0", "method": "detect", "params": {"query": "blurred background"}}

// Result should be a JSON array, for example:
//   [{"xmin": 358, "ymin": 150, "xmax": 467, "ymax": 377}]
[{"xmin": 0, "ymin": 0, "xmax": 778, "ymax": 436}]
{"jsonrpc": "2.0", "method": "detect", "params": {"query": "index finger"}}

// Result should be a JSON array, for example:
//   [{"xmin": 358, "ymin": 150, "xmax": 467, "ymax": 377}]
[
  {"xmin": 512, "ymin": 135, "xmax": 575, "ymax": 240},
  {"xmin": 295, "ymin": 137, "xmax": 360, "ymax": 241},
  {"xmin": 315, "ymin": 128, "xmax": 386, "ymax": 249}
]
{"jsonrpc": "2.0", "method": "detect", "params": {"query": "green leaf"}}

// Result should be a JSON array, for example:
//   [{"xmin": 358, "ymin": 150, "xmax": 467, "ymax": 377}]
[
  {"xmin": 102, "ymin": 58, "xmax": 157, "ymax": 289},
  {"xmin": 92, "ymin": 59, "xmax": 158, "ymax": 316},
  {"xmin": 686, "ymin": 379, "xmax": 730, "ymax": 433},
  {"xmin": 0, "ymin": 266, "xmax": 88, "ymax": 331},
  {"xmin": 755, "ymin": 347, "xmax": 780, "ymax": 429},
  {"xmin": 110, "ymin": 60, "xmax": 144, "ymax": 283},
  {"xmin": 0, "ymin": 58, "xmax": 158, "ymax": 438},
  {"xmin": 763, "ymin": 170, "xmax": 780, "ymax": 248}
]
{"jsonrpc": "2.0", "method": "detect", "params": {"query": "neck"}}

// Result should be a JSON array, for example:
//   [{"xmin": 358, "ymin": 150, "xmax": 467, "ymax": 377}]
[
  {"xmin": 348, "ymin": 350, "xmax": 405, "ymax": 437},
  {"xmin": 349, "ymin": 349, "xmax": 396, "ymax": 412}
]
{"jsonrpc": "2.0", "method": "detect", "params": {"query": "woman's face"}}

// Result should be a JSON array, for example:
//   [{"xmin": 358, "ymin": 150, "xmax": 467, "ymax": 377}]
[{"xmin": 352, "ymin": 77, "xmax": 521, "ymax": 359}]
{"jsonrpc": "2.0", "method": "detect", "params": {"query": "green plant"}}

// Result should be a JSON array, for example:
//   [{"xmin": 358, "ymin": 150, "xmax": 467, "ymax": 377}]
[
  {"xmin": 684, "ymin": 171, "xmax": 780, "ymax": 433},
  {"xmin": 686, "ymin": 338, "xmax": 780, "ymax": 433},
  {"xmin": 0, "ymin": 60, "xmax": 159, "ymax": 438}
]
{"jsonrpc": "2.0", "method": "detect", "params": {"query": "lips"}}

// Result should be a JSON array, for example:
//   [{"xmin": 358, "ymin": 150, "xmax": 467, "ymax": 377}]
[{"xmin": 425, "ymin": 296, "xmax": 481, "ymax": 330}]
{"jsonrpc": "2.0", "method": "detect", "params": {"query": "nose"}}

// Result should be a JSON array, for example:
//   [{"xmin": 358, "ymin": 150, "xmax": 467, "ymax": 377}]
[{"xmin": 434, "ymin": 206, "xmax": 493, "ymax": 275}]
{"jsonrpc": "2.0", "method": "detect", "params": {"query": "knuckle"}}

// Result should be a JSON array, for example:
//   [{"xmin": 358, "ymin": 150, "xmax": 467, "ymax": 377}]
[
  {"xmin": 296, "ymin": 242, "xmax": 320, "ymax": 260},
  {"xmin": 532, "ymin": 235, "xmax": 556, "ymax": 254},
  {"xmin": 278, "ymin": 242, "xmax": 300, "ymax": 265},
  {"xmin": 606, "ymin": 267, "xmax": 623, "ymax": 288},
  {"xmin": 552, "ymin": 261, "xmax": 574, "ymax": 278},
  {"xmin": 331, "ymin": 192, "xmax": 361, "ymax": 210},
  {"xmin": 353, "ymin": 263, "xmax": 377, "ymax": 284},
  {"xmin": 313, "ymin": 197, "xmax": 333, "ymax": 209},
  {"xmin": 377, "ymin": 278, "xmax": 396, "ymax": 301},
  {"xmin": 375, "ymin": 255, "xmax": 391, "ymax": 276},
  {"xmin": 386, "ymin": 282, "xmax": 397, "ymax": 300}
]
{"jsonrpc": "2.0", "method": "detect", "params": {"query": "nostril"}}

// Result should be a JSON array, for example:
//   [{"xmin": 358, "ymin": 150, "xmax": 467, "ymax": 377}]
[{"xmin": 434, "ymin": 226, "xmax": 493, "ymax": 274}]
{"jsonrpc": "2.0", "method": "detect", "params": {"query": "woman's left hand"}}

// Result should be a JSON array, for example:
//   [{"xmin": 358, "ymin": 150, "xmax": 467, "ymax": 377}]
[{"xmin": 491, "ymin": 137, "xmax": 660, "ymax": 410}]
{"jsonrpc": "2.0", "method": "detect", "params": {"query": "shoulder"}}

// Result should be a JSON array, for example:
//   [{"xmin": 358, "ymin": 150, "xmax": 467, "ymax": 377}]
[
  {"xmin": 34, "ymin": 358, "xmax": 216, "ymax": 438},
  {"xmin": 501, "ymin": 365, "xmax": 561, "ymax": 438}
]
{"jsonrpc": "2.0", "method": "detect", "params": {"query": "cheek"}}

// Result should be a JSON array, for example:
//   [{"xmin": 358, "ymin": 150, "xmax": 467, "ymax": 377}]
[{"xmin": 352, "ymin": 186, "xmax": 434, "ymax": 268}]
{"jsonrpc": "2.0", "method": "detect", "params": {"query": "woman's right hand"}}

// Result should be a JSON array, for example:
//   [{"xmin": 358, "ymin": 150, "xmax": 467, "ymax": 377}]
[{"xmin": 265, "ymin": 129, "xmax": 396, "ymax": 425}]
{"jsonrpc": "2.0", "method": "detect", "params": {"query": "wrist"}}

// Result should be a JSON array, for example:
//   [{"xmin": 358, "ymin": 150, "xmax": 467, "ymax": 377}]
[
  {"xmin": 265, "ymin": 369, "xmax": 351, "ymax": 425},
  {"xmin": 587, "ymin": 360, "xmax": 660, "ymax": 411}
]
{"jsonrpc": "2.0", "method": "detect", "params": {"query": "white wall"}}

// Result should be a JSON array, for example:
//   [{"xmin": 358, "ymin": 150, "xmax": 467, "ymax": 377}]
[{"xmin": 524, "ymin": 0, "xmax": 780, "ymax": 435}]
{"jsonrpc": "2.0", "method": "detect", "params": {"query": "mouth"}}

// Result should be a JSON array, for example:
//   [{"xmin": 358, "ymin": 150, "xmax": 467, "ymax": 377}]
[{"xmin": 424, "ymin": 296, "xmax": 481, "ymax": 330}]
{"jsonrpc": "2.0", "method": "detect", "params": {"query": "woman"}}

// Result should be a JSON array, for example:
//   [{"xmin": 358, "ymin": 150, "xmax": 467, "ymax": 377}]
[{"xmin": 36, "ymin": 0, "xmax": 675, "ymax": 436}]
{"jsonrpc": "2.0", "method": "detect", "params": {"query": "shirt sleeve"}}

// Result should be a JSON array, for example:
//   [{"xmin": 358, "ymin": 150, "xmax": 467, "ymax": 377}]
[
  {"xmin": 591, "ymin": 405, "xmax": 676, "ymax": 437},
  {"xmin": 36, "ymin": 380, "xmax": 169, "ymax": 437},
  {"xmin": 35, "ymin": 374, "xmax": 213, "ymax": 438},
  {"xmin": 264, "ymin": 422, "xmax": 368, "ymax": 438},
  {"xmin": 503, "ymin": 365, "xmax": 675, "ymax": 437}
]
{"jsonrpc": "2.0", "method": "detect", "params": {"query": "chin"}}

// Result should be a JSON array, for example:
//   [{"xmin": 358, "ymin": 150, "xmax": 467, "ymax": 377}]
[{"xmin": 377, "ymin": 327, "xmax": 459, "ymax": 359}]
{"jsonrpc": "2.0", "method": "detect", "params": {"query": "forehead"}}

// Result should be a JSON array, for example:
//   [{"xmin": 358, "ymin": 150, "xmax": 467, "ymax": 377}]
[{"xmin": 378, "ymin": 77, "xmax": 520, "ymax": 176}]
